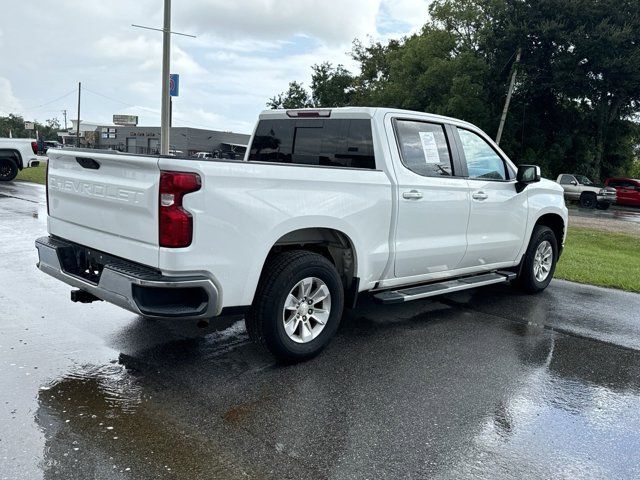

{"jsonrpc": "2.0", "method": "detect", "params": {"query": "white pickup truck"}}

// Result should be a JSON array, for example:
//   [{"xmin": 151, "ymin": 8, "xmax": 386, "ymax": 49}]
[
  {"xmin": 0, "ymin": 138, "xmax": 41, "ymax": 181},
  {"xmin": 36, "ymin": 107, "xmax": 568, "ymax": 361}
]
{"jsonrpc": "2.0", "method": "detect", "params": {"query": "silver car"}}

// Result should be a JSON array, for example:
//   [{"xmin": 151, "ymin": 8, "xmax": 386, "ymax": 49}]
[{"xmin": 556, "ymin": 174, "xmax": 617, "ymax": 209}]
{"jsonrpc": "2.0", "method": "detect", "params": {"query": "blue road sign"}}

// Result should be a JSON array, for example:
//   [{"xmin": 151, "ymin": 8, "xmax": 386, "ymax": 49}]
[{"xmin": 170, "ymin": 74, "xmax": 179, "ymax": 97}]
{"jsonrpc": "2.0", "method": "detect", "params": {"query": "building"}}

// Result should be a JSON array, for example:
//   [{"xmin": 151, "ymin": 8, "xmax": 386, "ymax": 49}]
[
  {"xmin": 96, "ymin": 125, "xmax": 250, "ymax": 157},
  {"xmin": 59, "ymin": 121, "xmax": 250, "ymax": 158},
  {"xmin": 59, "ymin": 120, "xmax": 108, "ymax": 147}
]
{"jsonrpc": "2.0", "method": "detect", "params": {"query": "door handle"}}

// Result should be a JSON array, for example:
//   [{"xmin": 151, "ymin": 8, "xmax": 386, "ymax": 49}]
[
  {"xmin": 402, "ymin": 190, "xmax": 423, "ymax": 200},
  {"xmin": 472, "ymin": 191, "xmax": 488, "ymax": 201}
]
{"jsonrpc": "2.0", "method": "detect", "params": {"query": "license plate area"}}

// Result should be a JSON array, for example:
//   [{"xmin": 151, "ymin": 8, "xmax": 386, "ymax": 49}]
[{"xmin": 57, "ymin": 244, "xmax": 111, "ymax": 285}]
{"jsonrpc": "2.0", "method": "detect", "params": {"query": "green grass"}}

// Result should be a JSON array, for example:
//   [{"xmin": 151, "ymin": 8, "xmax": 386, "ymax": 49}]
[
  {"xmin": 556, "ymin": 226, "xmax": 640, "ymax": 292},
  {"xmin": 15, "ymin": 163, "xmax": 46, "ymax": 184}
]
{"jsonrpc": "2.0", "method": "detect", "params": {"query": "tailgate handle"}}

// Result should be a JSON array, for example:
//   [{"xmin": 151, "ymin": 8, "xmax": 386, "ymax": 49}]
[{"xmin": 76, "ymin": 157, "xmax": 101, "ymax": 170}]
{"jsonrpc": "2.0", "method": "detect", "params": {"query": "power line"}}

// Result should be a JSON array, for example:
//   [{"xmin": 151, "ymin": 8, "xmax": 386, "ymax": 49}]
[
  {"xmin": 82, "ymin": 87, "xmax": 214, "ymax": 130},
  {"xmin": 20, "ymin": 89, "xmax": 77, "ymax": 111}
]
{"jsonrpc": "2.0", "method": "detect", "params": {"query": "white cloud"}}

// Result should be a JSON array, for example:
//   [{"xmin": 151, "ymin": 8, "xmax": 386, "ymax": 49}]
[
  {"xmin": 0, "ymin": 78, "xmax": 24, "ymax": 116},
  {"xmin": 1, "ymin": 0, "xmax": 430, "ymax": 132},
  {"xmin": 174, "ymin": 0, "xmax": 381, "ymax": 45}
]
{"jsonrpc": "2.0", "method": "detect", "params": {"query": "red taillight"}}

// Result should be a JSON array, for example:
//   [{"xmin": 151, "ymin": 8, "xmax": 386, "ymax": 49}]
[
  {"xmin": 159, "ymin": 171, "xmax": 201, "ymax": 248},
  {"xmin": 31, "ymin": 141, "xmax": 38, "ymax": 155}
]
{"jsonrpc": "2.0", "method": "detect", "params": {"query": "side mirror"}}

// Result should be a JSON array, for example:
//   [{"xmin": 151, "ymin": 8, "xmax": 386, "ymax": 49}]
[
  {"xmin": 570, "ymin": 180, "xmax": 578, "ymax": 186},
  {"xmin": 516, "ymin": 165, "xmax": 541, "ymax": 193}
]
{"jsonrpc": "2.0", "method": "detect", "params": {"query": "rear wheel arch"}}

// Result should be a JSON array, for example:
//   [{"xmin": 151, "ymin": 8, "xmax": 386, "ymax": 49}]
[{"xmin": 256, "ymin": 227, "xmax": 359, "ymax": 302}]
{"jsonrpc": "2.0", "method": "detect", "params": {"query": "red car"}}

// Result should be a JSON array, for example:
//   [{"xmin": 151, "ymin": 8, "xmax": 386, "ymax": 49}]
[{"xmin": 605, "ymin": 177, "xmax": 640, "ymax": 206}]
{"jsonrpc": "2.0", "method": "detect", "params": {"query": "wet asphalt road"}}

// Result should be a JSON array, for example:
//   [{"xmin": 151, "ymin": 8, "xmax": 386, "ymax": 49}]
[
  {"xmin": 2, "ymin": 182, "xmax": 640, "ymax": 479},
  {"xmin": 568, "ymin": 204, "xmax": 640, "ymax": 224}
]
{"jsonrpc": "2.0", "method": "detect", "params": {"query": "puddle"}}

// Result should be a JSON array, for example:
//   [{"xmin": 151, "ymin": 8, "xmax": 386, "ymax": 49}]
[{"xmin": 35, "ymin": 362, "xmax": 255, "ymax": 479}]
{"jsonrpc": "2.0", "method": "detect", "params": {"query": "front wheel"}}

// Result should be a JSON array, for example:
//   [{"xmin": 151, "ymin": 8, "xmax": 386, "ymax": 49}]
[
  {"xmin": 245, "ymin": 250, "xmax": 344, "ymax": 362},
  {"xmin": 0, "ymin": 159, "xmax": 18, "ymax": 181},
  {"xmin": 580, "ymin": 192, "xmax": 597, "ymax": 209},
  {"xmin": 518, "ymin": 225, "xmax": 558, "ymax": 293}
]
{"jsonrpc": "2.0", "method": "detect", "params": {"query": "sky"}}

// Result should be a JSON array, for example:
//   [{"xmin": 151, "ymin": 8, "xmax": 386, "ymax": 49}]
[{"xmin": 0, "ymin": 0, "xmax": 430, "ymax": 134}]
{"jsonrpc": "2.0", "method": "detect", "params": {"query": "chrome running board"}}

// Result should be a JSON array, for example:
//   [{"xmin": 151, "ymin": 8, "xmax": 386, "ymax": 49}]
[{"xmin": 373, "ymin": 271, "xmax": 517, "ymax": 305}]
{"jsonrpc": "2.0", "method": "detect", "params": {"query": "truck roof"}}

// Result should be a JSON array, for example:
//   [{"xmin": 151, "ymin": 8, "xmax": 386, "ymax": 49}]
[{"xmin": 259, "ymin": 107, "xmax": 478, "ymax": 129}]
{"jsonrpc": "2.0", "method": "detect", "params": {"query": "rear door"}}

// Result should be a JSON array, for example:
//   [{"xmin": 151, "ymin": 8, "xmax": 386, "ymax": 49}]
[
  {"xmin": 453, "ymin": 127, "xmax": 528, "ymax": 268},
  {"xmin": 47, "ymin": 149, "xmax": 160, "ymax": 266},
  {"xmin": 391, "ymin": 118, "xmax": 470, "ymax": 278}
]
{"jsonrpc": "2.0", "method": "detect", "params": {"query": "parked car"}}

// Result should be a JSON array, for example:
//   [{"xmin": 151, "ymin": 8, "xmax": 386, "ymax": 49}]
[
  {"xmin": 43, "ymin": 140, "xmax": 63, "ymax": 152},
  {"xmin": 36, "ymin": 107, "xmax": 568, "ymax": 361},
  {"xmin": 192, "ymin": 151, "xmax": 214, "ymax": 159},
  {"xmin": 604, "ymin": 177, "xmax": 640, "ymax": 207},
  {"xmin": 556, "ymin": 174, "xmax": 617, "ymax": 209},
  {"xmin": 0, "ymin": 138, "xmax": 41, "ymax": 181}
]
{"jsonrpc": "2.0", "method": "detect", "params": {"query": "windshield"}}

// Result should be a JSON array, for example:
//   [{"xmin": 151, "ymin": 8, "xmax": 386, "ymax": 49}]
[{"xmin": 575, "ymin": 175, "xmax": 594, "ymax": 185}]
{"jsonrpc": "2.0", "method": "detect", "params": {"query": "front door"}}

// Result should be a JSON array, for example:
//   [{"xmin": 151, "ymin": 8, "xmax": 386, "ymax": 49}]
[
  {"xmin": 455, "ymin": 127, "xmax": 528, "ymax": 268},
  {"xmin": 618, "ymin": 180, "xmax": 640, "ymax": 206},
  {"xmin": 559, "ymin": 174, "xmax": 580, "ymax": 200},
  {"xmin": 391, "ymin": 118, "xmax": 470, "ymax": 278}
]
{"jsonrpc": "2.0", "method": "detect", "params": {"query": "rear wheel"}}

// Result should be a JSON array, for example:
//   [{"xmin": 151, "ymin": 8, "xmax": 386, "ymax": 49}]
[
  {"xmin": 519, "ymin": 225, "xmax": 558, "ymax": 293},
  {"xmin": 580, "ymin": 192, "xmax": 597, "ymax": 209},
  {"xmin": 245, "ymin": 250, "xmax": 344, "ymax": 362},
  {"xmin": 0, "ymin": 159, "xmax": 18, "ymax": 181}
]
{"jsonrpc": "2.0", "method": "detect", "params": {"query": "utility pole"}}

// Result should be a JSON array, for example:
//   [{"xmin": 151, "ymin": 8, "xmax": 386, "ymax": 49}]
[
  {"xmin": 132, "ymin": 1, "xmax": 195, "ymax": 156},
  {"xmin": 496, "ymin": 48, "xmax": 521, "ymax": 146},
  {"xmin": 160, "ymin": 0, "xmax": 171, "ymax": 155},
  {"xmin": 61, "ymin": 109, "xmax": 67, "ymax": 130},
  {"xmin": 76, "ymin": 82, "xmax": 81, "ymax": 148}
]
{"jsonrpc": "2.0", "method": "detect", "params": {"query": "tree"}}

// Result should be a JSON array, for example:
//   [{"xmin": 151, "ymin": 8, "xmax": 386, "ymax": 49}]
[
  {"xmin": 268, "ymin": 0, "xmax": 640, "ymax": 180},
  {"xmin": 267, "ymin": 81, "xmax": 312, "ymax": 109},
  {"xmin": 310, "ymin": 63, "xmax": 354, "ymax": 107},
  {"xmin": 0, "ymin": 114, "xmax": 62, "ymax": 140},
  {"xmin": 46, "ymin": 117, "xmax": 61, "ymax": 130}
]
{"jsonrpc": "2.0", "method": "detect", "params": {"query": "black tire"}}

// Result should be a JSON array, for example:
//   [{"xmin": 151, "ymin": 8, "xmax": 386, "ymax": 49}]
[
  {"xmin": 245, "ymin": 250, "xmax": 344, "ymax": 362},
  {"xmin": 596, "ymin": 202, "xmax": 610, "ymax": 210},
  {"xmin": 518, "ymin": 225, "xmax": 558, "ymax": 293},
  {"xmin": 580, "ymin": 192, "xmax": 597, "ymax": 209},
  {"xmin": 0, "ymin": 158, "xmax": 18, "ymax": 182}
]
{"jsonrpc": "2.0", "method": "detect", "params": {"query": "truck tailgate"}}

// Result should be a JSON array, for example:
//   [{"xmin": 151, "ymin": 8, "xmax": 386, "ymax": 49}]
[{"xmin": 47, "ymin": 149, "xmax": 160, "ymax": 267}]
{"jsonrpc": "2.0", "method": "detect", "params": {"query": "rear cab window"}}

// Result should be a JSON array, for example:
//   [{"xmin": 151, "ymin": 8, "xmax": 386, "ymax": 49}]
[{"xmin": 248, "ymin": 118, "xmax": 376, "ymax": 169}]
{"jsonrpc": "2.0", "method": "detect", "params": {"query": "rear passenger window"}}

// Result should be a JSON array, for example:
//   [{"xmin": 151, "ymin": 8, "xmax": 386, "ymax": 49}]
[
  {"xmin": 394, "ymin": 120, "xmax": 453, "ymax": 177},
  {"xmin": 248, "ymin": 119, "xmax": 376, "ymax": 169}
]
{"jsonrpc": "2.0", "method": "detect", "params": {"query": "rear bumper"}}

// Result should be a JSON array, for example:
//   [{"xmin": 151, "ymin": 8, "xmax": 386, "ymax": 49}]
[{"xmin": 35, "ymin": 236, "xmax": 219, "ymax": 319}]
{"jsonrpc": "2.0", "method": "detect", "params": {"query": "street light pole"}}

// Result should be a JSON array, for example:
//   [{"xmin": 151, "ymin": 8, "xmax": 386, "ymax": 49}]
[
  {"xmin": 160, "ymin": 0, "xmax": 171, "ymax": 155},
  {"xmin": 132, "ymin": 7, "xmax": 194, "ymax": 156}
]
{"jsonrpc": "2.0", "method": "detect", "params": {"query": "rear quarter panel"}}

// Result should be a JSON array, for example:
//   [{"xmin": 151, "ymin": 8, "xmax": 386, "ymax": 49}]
[{"xmin": 157, "ymin": 158, "xmax": 393, "ymax": 308}]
